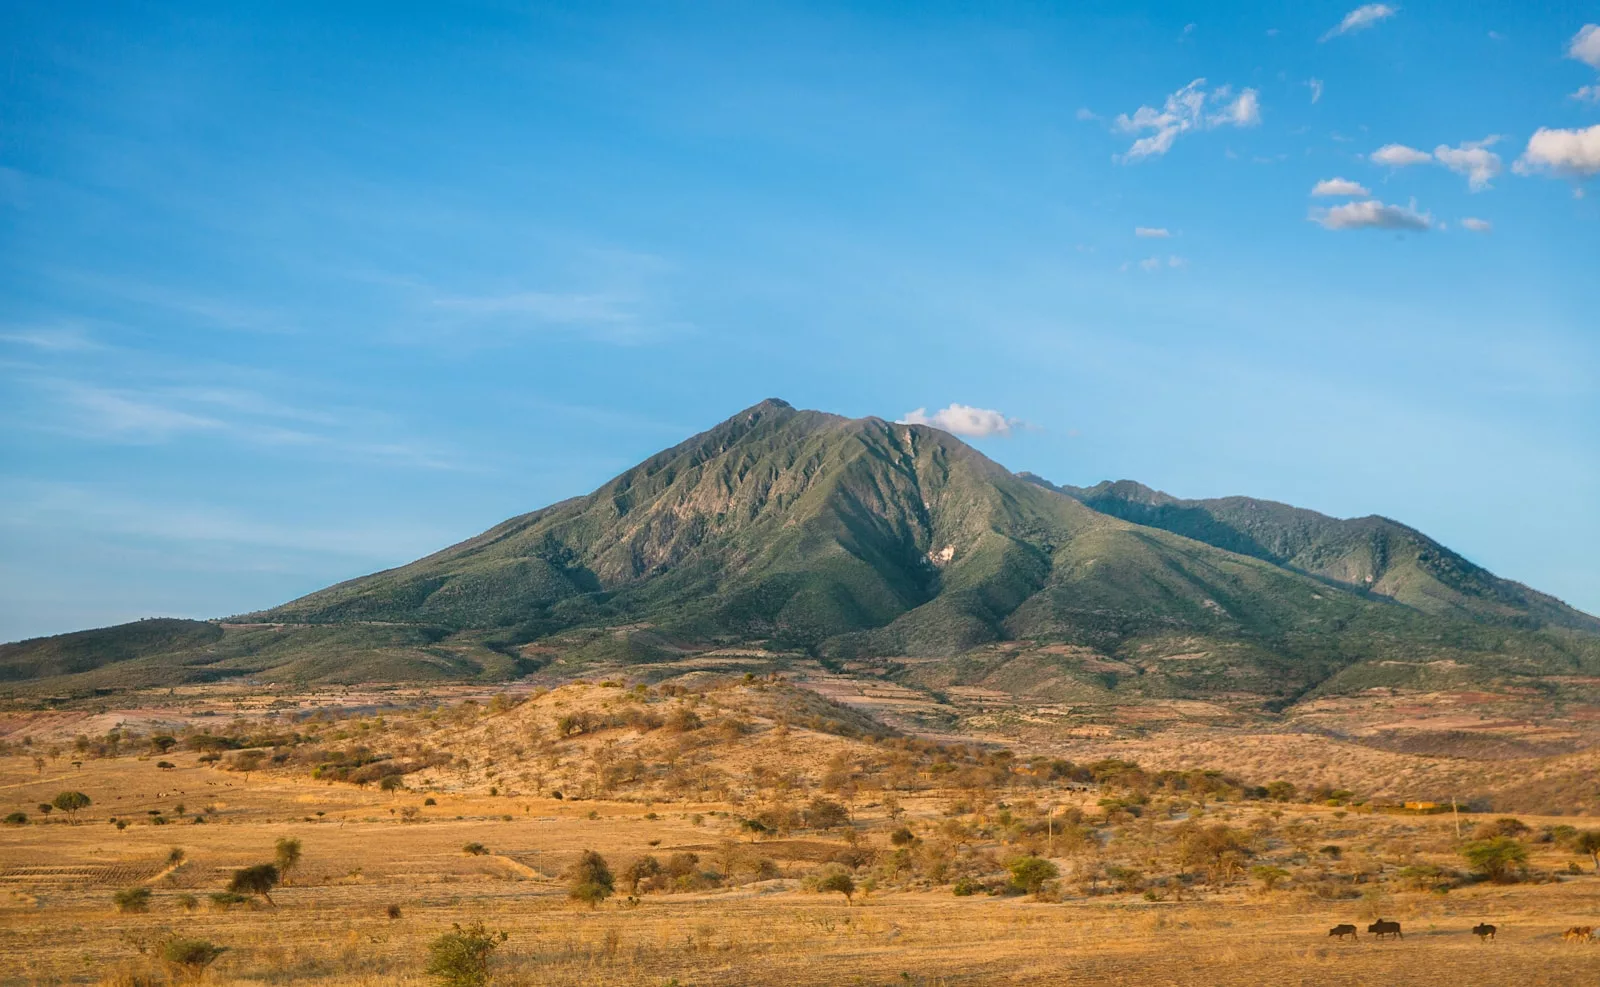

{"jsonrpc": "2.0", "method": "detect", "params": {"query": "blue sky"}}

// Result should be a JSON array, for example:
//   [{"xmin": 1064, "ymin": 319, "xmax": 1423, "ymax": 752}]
[{"xmin": 1, "ymin": 1, "xmax": 1597, "ymax": 640}]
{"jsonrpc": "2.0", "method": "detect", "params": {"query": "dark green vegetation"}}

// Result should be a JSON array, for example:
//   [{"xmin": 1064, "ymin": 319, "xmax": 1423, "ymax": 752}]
[{"xmin": 4, "ymin": 399, "xmax": 1597, "ymax": 701}]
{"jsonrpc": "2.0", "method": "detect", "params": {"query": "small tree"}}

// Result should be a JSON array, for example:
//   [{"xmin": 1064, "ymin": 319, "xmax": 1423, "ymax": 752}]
[
  {"xmin": 113, "ymin": 886, "xmax": 152, "ymax": 913},
  {"xmin": 1574, "ymin": 830, "xmax": 1600, "ymax": 874},
  {"xmin": 228, "ymin": 863, "xmax": 280, "ymax": 905},
  {"xmin": 52, "ymin": 791, "xmax": 91, "ymax": 823},
  {"xmin": 160, "ymin": 937, "xmax": 226, "ymax": 984},
  {"xmin": 624, "ymin": 854, "xmax": 662, "ymax": 893},
  {"xmin": 1250, "ymin": 864, "xmax": 1291, "ymax": 891},
  {"xmin": 231, "ymin": 751, "xmax": 263, "ymax": 780},
  {"xmin": 3, "ymin": 812, "xmax": 25, "ymax": 826},
  {"xmin": 816, "ymin": 866, "xmax": 856, "ymax": 905},
  {"xmin": 567, "ymin": 850, "xmax": 614, "ymax": 907},
  {"xmin": 425, "ymin": 921, "xmax": 507, "ymax": 987},
  {"xmin": 274, "ymin": 837, "xmax": 303, "ymax": 885},
  {"xmin": 1007, "ymin": 855, "xmax": 1059, "ymax": 896},
  {"xmin": 1461, "ymin": 837, "xmax": 1529, "ymax": 883}
]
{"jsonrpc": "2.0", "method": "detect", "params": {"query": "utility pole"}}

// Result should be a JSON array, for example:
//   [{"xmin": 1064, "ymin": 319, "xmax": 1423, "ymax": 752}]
[{"xmin": 1452, "ymin": 796, "xmax": 1461, "ymax": 839}]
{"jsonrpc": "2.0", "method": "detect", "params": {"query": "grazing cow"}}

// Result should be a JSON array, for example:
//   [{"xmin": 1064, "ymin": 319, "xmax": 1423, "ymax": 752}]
[
  {"xmin": 1367, "ymin": 919, "xmax": 1403, "ymax": 940},
  {"xmin": 1328, "ymin": 924, "xmax": 1358, "ymax": 940},
  {"xmin": 1472, "ymin": 924, "xmax": 1496, "ymax": 941},
  {"xmin": 1563, "ymin": 926, "xmax": 1593, "ymax": 943}
]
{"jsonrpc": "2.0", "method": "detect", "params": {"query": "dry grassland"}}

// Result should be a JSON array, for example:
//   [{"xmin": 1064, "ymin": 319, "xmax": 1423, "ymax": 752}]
[{"xmin": 3, "ymin": 680, "xmax": 1600, "ymax": 985}]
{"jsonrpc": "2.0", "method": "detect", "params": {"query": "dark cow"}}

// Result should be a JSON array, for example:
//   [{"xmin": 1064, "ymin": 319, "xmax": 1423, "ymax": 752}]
[
  {"xmin": 1472, "ymin": 923, "xmax": 1496, "ymax": 941},
  {"xmin": 1328, "ymin": 924, "xmax": 1358, "ymax": 940},
  {"xmin": 1368, "ymin": 919, "xmax": 1403, "ymax": 940}
]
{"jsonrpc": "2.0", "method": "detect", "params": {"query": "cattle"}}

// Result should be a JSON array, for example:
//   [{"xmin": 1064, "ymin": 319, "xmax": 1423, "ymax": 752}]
[
  {"xmin": 1563, "ymin": 926, "xmax": 1593, "ymax": 943},
  {"xmin": 1472, "ymin": 924, "xmax": 1496, "ymax": 941},
  {"xmin": 1327, "ymin": 924, "xmax": 1358, "ymax": 940},
  {"xmin": 1367, "ymin": 919, "xmax": 1403, "ymax": 940}
]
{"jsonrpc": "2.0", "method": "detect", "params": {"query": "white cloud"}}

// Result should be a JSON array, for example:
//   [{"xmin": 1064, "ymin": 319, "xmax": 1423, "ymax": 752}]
[
  {"xmin": 1134, "ymin": 255, "xmax": 1186, "ymax": 271},
  {"xmin": 1134, "ymin": 227, "xmax": 1171, "ymax": 238},
  {"xmin": 1371, "ymin": 143, "xmax": 1432, "ymax": 167},
  {"xmin": 1308, "ymin": 78, "xmax": 1325, "ymax": 103},
  {"xmin": 1433, "ymin": 136, "xmax": 1503, "ymax": 191},
  {"xmin": 1321, "ymin": 4, "xmax": 1398, "ymax": 41},
  {"xmin": 1311, "ymin": 177, "xmax": 1371, "ymax": 196},
  {"xmin": 1311, "ymin": 198, "xmax": 1433, "ymax": 231},
  {"xmin": 1569, "ymin": 24, "xmax": 1600, "ymax": 70},
  {"xmin": 1210, "ymin": 88, "xmax": 1262, "ymax": 127},
  {"xmin": 1114, "ymin": 79, "xmax": 1262, "ymax": 162},
  {"xmin": 1460, "ymin": 217, "xmax": 1492, "ymax": 232},
  {"xmin": 1514, "ymin": 124, "xmax": 1600, "ymax": 177},
  {"xmin": 1574, "ymin": 85, "xmax": 1600, "ymax": 103},
  {"xmin": 900, "ymin": 404, "xmax": 1018, "ymax": 438},
  {"xmin": 1076, "ymin": 107, "xmax": 1101, "ymax": 121}
]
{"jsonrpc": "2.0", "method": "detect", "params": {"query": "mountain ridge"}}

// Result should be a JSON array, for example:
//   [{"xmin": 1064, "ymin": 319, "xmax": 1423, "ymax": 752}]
[{"xmin": 3, "ymin": 399, "xmax": 1596, "ymax": 699}]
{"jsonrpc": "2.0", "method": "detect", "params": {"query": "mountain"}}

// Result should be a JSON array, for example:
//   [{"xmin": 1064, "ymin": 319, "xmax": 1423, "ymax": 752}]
[
  {"xmin": 1020, "ymin": 475, "xmax": 1600, "ymax": 635},
  {"xmin": 4, "ymin": 399, "xmax": 1597, "ymax": 699}
]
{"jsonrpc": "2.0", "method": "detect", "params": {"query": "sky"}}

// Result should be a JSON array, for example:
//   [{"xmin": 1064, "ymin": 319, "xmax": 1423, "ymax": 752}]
[{"xmin": 1, "ymin": 1, "xmax": 1597, "ymax": 641}]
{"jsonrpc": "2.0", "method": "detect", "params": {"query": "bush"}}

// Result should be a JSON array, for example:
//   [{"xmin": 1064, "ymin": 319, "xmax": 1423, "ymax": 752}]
[
  {"xmin": 815, "ymin": 865, "xmax": 855, "ymax": 905},
  {"xmin": 425, "ymin": 921, "xmax": 506, "ymax": 987},
  {"xmin": 3, "ymin": 812, "xmax": 25, "ymax": 826},
  {"xmin": 1461, "ymin": 837, "xmax": 1529, "ymax": 883},
  {"xmin": 160, "ymin": 937, "xmax": 226, "ymax": 983},
  {"xmin": 387, "ymin": 903, "xmax": 403, "ymax": 920},
  {"xmin": 1474, "ymin": 817, "xmax": 1531, "ymax": 840},
  {"xmin": 952, "ymin": 877, "xmax": 981, "ymax": 896},
  {"xmin": 274, "ymin": 837, "xmax": 302, "ymax": 885},
  {"xmin": 1006, "ymin": 855, "xmax": 1059, "ymax": 896},
  {"xmin": 462, "ymin": 842, "xmax": 489, "ymax": 856},
  {"xmin": 804, "ymin": 798, "xmax": 850, "ymax": 830},
  {"xmin": 228, "ymin": 863, "xmax": 280, "ymax": 905},
  {"xmin": 176, "ymin": 893, "xmax": 199, "ymax": 912},
  {"xmin": 566, "ymin": 850, "xmax": 614, "ymax": 907},
  {"xmin": 624, "ymin": 854, "xmax": 663, "ymax": 893},
  {"xmin": 1250, "ymin": 865, "xmax": 1290, "ymax": 891},
  {"xmin": 208, "ymin": 892, "xmax": 250, "ymax": 911},
  {"xmin": 889, "ymin": 826, "xmax": 916, "ymax": 847},
  {"xmin": 113, "ymin": 887, "xmax": 153, "ymax": 913}
]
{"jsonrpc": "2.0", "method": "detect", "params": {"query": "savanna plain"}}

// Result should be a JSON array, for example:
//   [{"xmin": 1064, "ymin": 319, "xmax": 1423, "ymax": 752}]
[{"xmin": 4, "ymin": 666, "xmax": 1600, "ymax": 987}]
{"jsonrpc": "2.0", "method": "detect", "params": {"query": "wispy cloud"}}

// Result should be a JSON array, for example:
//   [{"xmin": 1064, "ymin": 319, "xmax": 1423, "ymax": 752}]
[
  {"xmin": 1114, "ymin": 79, "xmax": 1261, "ymax": 162},
  {"xmin": 1308, "ymin": 78, "xmax": 1325, "ymax": 103},
  {"xmin": 1134, "ymin": 227, "xmax": 1172, "ymax": 238},
  {"xmin": 1311, "ymin": 198, "xmax": 1433, "ymax": 231},
  {"xmin": 900, "ymin": 403, "xmax": 1020, "ymax": 438},
  {"xmin": 21, "ymin": 378, "xmax": 464, "ymax": 470},
  {"xmin": 1460, "ymin": 217, "xmax": 1492, "ymax": 232},
  {"xmin": 1321, "ymin": 4, "xmax": 1398, "ymax": 42},
  {"xmin": 0, "ymin": 325, "xmax": 103, "ymax": 352}
]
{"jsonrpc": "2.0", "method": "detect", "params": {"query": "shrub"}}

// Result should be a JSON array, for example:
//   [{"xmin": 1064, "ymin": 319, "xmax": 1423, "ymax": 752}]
[
  {"xmin": 1006, "ymin": 855, "xmax": 1059, "ymax": 896},
  {"xmin": 208, "ymin": 892, "xmax": 249, "ymax": 911},
  {"xmin": 1461, "ymin": 837, "xmax": 1529, "ymax": 883},
  {"xmin": 804, "ymin": 798, "xmax": 850, "ymax": 830},
  {"xmin": 1105, "ymin": 865, "xmax": 1146, "ymax": 893},
  {"xmin": 3, "ymin": 812, "xmax": 25, "ymax": 826},
  {"xmin": 228, "ymin": 863, "xmax": 280, "ymax": 905},
  {"xmin": 1474, "ymin": 817, "xmax": 1531, "ymax": 840},
  {"xmin": 113, "ymin": 887, "xmax": 153, "ymax": 913},
  {"xmin": 160, "ymin": 937, "xmax": 226, "ymax": 983},
  {"xmin": 1250, "ymin": 865, "xmax": 1290, "ymax": 891},
  {"xmin": 462, "ymin": 842, "xmax": 489, "ymax": 856},
  {"xmin": 952, "ymin": 877, "xmax": 981, "ymax": 896},
  {"xmin": 387, "ymin": 903, "xmax": 403, "ymax": 920},
  {"xmin": 624, "ymin": 854, "xmax": 663, "ymax": 893},
  {"xmin": 176, "ymin": 893, "xmax": 198, "ymax": 912},
  {"xmin": 380, "ymin": 775, "xmax": 405, "ymax": 792},
  {"xmin": 424, "ymin": 797, "xmax": 437, "ymax": 806},
  {"xmin": 566, "ymin": 850, "xmax": 614, "ymax": 907},
  {"xmin": 425, "ymin": 921, "xmax": 506, "ymax": 987},
  {"xmin": 889, "ymin": 825, "xmax": 916, "ymax": 847},
  {"xmin": 815, "ymin": 865, "xmax": 856, "ymax": 905}
]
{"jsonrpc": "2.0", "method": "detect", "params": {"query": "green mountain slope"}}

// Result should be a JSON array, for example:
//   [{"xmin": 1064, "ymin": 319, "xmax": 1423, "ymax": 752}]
[
  {"xmin": 1021, "ymin": 475, "xmax": 1600, "ymax": 634},
  {"xmin": 4, "ymin": 400, "xmax": 1597, "ymax": 698}
]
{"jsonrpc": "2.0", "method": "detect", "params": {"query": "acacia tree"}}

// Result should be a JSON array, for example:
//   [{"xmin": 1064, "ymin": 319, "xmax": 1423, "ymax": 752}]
[
  {"xmin": 1461, "ymin": 837, "xmax": 1528, "ymax": 883},
  {"xmin": 228, "ymin": 863, "xmax": 280, "ymax": 906},
  {"xmin": 274, "ymin": 838, "xmax": 303, "ymax": 886},
  {"xmin": 1575, "ymin": 830, "xmax": 1600, "ymax": 874},
  {"xmin": 52, "ymin": 791, "xmax": 91, "ymax": 823}
]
